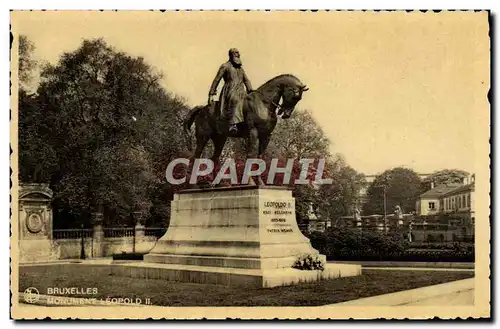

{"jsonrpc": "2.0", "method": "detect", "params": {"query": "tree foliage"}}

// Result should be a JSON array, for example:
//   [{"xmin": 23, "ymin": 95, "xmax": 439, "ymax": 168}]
[
  {"xmin": 363, "ymin": 167, "xmax": 422, "ymax": 215},
  {"xmin": 20, "ymin": 38, "xmax": 190, "ymax": 227},
  {"xmin": 19, "ymin": 35, "xmax": 37, "ymax": 92},
  {"xmin": 266, "ymin": 110, "xmax": 331, "ymax": 159},
  {"xmin": 317, "ymin": 164, "xmax": 365, "ymax": 220},
  {"xmin": 421, "ymin": 169, "xmax": 470, "ymax": 191}
]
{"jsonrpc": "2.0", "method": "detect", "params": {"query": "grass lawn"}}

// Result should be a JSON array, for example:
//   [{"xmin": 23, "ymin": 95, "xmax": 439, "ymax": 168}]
[{"xmin": 19, "ymin": 265, "xmax": 474, "ymax": 306}]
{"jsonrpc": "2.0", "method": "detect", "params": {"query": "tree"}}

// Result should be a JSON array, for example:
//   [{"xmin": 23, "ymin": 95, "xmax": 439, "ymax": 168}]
[
  {"xmin": 363, "ymin": 167, "xmax": 422, "ymax": 215},
  {"xmin": 18, "ymin": 35, "xmax": 37, "ymax": 93},
  {"xmin": 317, "ymin": 164, "xmax": 366, "ymax": 221},
  {"xmin": 266, "ymin": 110, "xmax": 331, "ymax": 159},
  {"xmin": 18, "ymin": 36, "xmax": 57, "ymax": 183},
  {"xmin": 421, "ymin": 169, "xmax": 470, "ymax": 191},
  {"xmin": 21, "ymin": 38, "xmax": 191, "ymax": 227},
  {"xmin": 18, "ymin": 91, "xmax": 58, "ymax": 183}
]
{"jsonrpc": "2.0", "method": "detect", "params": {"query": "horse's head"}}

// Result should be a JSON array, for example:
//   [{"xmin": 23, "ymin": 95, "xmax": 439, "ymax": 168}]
[{"xmin": 278, "ymin": 79, "xmax": 309, "ymax": 119}]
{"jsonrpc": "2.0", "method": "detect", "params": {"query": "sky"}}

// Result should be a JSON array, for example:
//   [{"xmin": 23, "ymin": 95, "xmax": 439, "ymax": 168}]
[{"xmin": 11, "ymin": 11, "xmax": 490, "ymax": 175}]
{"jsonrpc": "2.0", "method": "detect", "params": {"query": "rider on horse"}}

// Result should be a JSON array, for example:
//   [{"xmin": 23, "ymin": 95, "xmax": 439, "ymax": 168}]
[{"xmin": 208, "ymin": 48, "xmax": 253, "ymax": 133}]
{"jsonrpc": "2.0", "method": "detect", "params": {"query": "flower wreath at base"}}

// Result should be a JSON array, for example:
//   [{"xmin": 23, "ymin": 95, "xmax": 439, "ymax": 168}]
[{"xmin": 292, "ymin": 253, "xmax": 325, "ymax": 271}]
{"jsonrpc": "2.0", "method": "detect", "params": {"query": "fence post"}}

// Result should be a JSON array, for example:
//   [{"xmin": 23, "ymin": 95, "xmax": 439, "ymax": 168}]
[
  {"xmin": 132, "ymin": 211, "xmax": 145, "ymax": 253},
  {"xmin": 91, "ymin": 212, "xmax": 104, "ymax": 258},
  {"xmin": 80, "ymin": 224, "xmax": 85, "ymax": 260}
]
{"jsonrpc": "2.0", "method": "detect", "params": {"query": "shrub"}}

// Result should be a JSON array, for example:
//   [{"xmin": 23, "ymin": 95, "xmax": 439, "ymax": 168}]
[
  {"xmin": 112, "ymin": 252, "xmax": 144, "ymax": 260},
  {"xmin": 292, "ymin": 254, "xmax": 325, "ymax": 271},
  {"xmin": 306, "ymin": 228, "xmax": 474, "ymax": 262},
  {"xmin": 323, "ymin": 249, "xmax": 474, "ymax": 262},
  {"xmin": 308, "ymin": 227, "xmax": 410, "ymax": 256}
]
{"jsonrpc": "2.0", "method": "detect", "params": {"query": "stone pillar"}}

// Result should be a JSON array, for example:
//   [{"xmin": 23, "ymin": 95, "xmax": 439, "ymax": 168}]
[
  {"xmin": 91, "ymin": 212, "xmax": 104, "ymax": 258},
  {"xmin": 132, "ymin": 211, "xmax": 146, "ymax": 253},
  {"xmin": 18, "ymin": 183, "xmax": 58, "ymax": 262},
  {"xmin": 132, "ymin": 211, "xmax": 146, "ymax": 239}
]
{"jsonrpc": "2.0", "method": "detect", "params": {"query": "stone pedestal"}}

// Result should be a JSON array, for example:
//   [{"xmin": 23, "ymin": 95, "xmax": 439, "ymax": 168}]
[{"xmin": 133, "ymin": 186, "xmax": 360, "ymax": 287}]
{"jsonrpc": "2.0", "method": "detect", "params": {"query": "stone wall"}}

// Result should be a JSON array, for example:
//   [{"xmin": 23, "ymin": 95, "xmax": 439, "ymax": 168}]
[{"xmin": 54, "ymin": 236, "xmax": 158, "ymax": 259}]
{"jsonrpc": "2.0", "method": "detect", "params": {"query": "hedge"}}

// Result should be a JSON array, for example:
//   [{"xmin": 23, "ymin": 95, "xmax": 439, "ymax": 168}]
[
  {"xmin": 322, "ymin": 249, "xmax": 474, "ymax": 262},
  {"xmin": 307, "ymin": 228, "xmax": 474, "ymax": 263},
  {"xmin": 112, "ymin": 252, "xmax": 144, "ymax": 260}
]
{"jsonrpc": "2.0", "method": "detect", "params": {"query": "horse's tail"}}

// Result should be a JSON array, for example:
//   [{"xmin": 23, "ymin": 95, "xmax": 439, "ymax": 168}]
[{"xmin": 183, "ymin": 105, "xmax": 204, "ymax": 136}]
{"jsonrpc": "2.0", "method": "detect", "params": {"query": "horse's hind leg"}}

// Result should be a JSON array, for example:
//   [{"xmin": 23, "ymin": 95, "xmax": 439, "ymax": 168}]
[
  {"xmin": 188, "ymin": 133, "xmax": 209, "ymax": 187},
  {"xmin": 193, "ymin": 134, "xmax": 209, "ymax": 159},
  {"xmin": 211, "ymin": 134, "xmax": 227, "ymax": 164},
  {"xmin": 210, "ymin": 134, "xmax": 227, "ymax": 186}
]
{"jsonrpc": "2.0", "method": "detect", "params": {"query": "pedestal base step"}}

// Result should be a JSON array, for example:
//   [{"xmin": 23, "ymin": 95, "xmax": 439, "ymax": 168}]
[
  {"xmin": 144, "ymin": 253, "xmax": 308, "ymax": 269},
  {"xmin": 110, "ymin": 262, "xmax": 362, "ymax": 288}
]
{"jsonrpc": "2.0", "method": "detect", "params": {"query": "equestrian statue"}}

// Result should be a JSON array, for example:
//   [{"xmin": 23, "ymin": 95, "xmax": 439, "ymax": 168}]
[{"xmin": 183, "ymin": 48, "xmax": 309, "ymax": 185}]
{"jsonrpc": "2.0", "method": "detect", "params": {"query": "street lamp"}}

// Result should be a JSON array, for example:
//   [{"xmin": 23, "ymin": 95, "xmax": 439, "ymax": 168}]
[
  {"xmin": 383, "ymin": 185, "xmax": 387, "ymax": 233},
  {"xmin": 408, "ymin": 219, "xmax": 413, "ymax": 243},
  {"xmin": 383, "ymin": 174, "xmax": 391, "ymax": 234}
]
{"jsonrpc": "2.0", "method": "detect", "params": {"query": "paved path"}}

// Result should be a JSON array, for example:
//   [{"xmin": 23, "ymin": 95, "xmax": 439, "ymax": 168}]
[
  {"xmin": 331, "ymin": 261, "xmax": 474, "ymax": 269},
  {"xmin": 363, "ymin": 266, "xmax": 474, "ymax": 272},
  {"xmin": 327, "ymin": 278, "xmax": 474, "ymax": 306},
  {"xmin": 20, "ymin": 258, "xmax": 114, "ymax": 266},
  {"xmin": 409, "ymin": 289, "xmax": 474, "ymax": 305}
]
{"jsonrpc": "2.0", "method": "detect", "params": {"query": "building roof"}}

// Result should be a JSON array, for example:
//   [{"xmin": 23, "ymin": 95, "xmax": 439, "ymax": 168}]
[
  {"xmin": 419, "ymin": 184, "xmax": 462, "ymax": 199},
  {"xmin": 442, "ymin": 183, "xmax": 475, "ymax": 196},
  {"xmin": 419, "ymin": 182, "xmax": 474, "ymax": 199}
]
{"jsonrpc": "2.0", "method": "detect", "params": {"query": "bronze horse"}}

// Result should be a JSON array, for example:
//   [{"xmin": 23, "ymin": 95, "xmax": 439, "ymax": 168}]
[{"xmin": 183, "ymin": 74, "xmax": 308, "ymax": 185}]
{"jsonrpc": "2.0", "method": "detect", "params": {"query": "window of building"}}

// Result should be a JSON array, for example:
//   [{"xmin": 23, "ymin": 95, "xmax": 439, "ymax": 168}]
[
  {"xmin": 458, "ymin": 196, "xmax": 462, "ymax": 208},
  {"xmin": 462, "ymin": 195, "xmax": 466, "ymax": 208},
  {"xmin": 467, "ymin": 195, "xmax": 471, "ymax": 207},
  {"xmin": 428, "ymin": 202, "xmax": 435, "ymax": 210}
]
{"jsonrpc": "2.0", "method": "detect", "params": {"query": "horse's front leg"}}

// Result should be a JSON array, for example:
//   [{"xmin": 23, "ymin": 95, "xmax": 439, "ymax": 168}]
[
  {"xmin": 258, "ymin": 134, "xmax": 270, "ymax": 158},
  {"xmin": 247, "ymin": 128, "xmax": 265, "ymax": 186}
]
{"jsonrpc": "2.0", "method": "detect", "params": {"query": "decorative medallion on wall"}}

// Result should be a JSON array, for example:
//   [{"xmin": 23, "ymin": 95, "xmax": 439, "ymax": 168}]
[{"xmin": 26, "ymin": 212, "xmax": 44, "ymax": 233}]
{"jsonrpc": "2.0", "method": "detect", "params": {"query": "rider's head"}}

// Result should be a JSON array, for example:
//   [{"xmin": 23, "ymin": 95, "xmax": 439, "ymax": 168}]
[{"xmin": 228, "ymin": 48, "xmax": 242, "ymax": 66}]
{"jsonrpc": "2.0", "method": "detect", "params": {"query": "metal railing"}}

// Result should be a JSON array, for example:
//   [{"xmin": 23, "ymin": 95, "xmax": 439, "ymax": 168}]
[
  {"xmin": 53, "ymin": 227, "xmax": 167, "ymax": 239},
  {"xmin": 53, "ymin": 228, "xmax": 93, "ymax": 239},
  {"xmin": 104, "ymin": 228, "xmax": 135, "ymax": 238},
  {"xmin": 144, "ymin": 227, "xmax": 167, "ymax": 237}
]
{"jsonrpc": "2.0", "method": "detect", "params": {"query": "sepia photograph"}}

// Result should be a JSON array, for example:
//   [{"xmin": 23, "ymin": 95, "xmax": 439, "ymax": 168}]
[{"xmin": 9, "ymin": 9, "xmax": 490, "ymax": 320}]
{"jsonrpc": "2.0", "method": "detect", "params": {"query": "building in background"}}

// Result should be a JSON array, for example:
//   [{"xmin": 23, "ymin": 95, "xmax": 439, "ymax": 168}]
[
  {"xmin": 413, "ymin": 174, "xmax": 475, "ymax": 242},
  {"xmin": 330, "ymin": 173, "xmax": 474, "ymax": 243}
]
